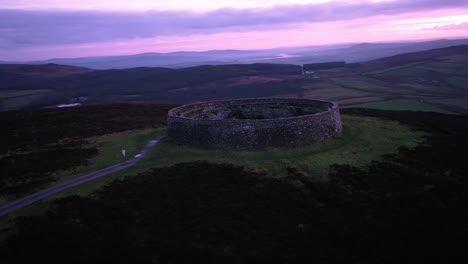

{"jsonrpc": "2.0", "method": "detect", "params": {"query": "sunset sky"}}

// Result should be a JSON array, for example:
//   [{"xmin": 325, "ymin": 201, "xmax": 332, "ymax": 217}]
[{"xmin": 1, "ymin": 0, "xmax": 467, "ymax": 60}]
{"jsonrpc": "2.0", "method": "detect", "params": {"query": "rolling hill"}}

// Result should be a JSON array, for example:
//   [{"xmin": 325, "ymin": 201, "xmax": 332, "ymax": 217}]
[
  {"xmin": 0, "ymin": 45, "xmax": 467, "ymax": 113},
  {"xmin": 1, "ymin": 45, "xmax": 468, "ymax": 262},
  {"xmin": 2, "ymin": 39, "xmax": 468, "ymax": 69}
]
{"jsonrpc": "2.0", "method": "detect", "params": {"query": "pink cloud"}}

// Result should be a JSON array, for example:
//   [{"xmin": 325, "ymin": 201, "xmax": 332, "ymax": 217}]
[
  {"xmin": 426, "ymin": 22, "xmax": 468, "ymax": 30},
  {"xmin": 0, "ymin": 1, "xmax": 468, "ymax": 60}
]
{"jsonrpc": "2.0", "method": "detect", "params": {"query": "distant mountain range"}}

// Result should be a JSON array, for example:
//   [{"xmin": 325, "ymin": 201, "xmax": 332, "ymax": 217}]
[{"xmin": 2, "ymin": 38, "xmax": 468, "ymax": 69}]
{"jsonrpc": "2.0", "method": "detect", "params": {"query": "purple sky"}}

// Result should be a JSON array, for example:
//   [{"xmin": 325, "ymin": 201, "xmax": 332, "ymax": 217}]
[{"xmin": 1, "ymin": 0, "xmax": 467, "ymax": 61}]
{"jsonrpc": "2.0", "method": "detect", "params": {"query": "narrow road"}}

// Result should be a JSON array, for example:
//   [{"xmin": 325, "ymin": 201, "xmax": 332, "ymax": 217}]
[{"xmin": 0, "ymin": 134, "xmax": 166, "ymax": 217}]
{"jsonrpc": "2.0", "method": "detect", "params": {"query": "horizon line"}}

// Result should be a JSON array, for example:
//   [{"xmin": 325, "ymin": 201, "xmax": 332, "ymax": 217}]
[{"xmin": 3, "ymin": 36, "xmax": 468, "ymax": 63}]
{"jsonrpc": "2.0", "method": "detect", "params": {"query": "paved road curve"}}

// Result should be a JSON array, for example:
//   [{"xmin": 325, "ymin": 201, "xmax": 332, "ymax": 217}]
[{"xmin": 0, "ymin": 134, "xmax": 166, "ymax": 217}]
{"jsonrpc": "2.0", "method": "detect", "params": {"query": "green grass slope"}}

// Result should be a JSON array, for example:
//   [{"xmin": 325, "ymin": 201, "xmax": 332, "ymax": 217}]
[{"xmin": 149, "ymin": 115, "xmax": 424, "ymax": 178}]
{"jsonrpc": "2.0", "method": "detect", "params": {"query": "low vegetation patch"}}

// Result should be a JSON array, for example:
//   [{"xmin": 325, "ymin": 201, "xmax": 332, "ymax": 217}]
[
  {"xmin": 0, "ymin": 147, "xmax": 98, "ymax": 199},
  {"xmin": 0, "ymin": 103, "xmax": 174, "ymax": 203}
]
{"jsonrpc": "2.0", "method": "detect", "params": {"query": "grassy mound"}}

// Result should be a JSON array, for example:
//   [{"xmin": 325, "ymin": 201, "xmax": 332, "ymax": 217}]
[{"xmin": 151, "ymin": 115, "xmax": 424, "ymax": 178}]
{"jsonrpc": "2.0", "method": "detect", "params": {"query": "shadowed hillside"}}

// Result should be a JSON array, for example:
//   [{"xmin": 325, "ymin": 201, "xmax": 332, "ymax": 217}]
[
  {"xmin": 358, "ymin": 45, "xmax": 468, "ymax": 72},
  {"xmin": 0, "ymin": 63, "xmax": 93, "ymax": 77}
]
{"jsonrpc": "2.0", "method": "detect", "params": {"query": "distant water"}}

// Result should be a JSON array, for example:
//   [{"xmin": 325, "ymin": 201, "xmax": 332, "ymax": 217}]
[{"xmin": 247, "ymin": 54, "xmax": 304, "ymax": 61}]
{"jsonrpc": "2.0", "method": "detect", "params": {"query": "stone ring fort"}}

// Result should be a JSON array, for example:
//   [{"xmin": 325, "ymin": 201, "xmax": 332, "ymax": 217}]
[{"xmin": 167, "ymin": 98, "xmax": 342, "ymax": 149}]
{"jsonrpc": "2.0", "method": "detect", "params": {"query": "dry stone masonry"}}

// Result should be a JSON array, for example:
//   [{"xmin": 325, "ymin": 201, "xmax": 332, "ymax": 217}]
[{"xmin": 167, "ymin": 98, "xmax": 342, "ymax": 149}]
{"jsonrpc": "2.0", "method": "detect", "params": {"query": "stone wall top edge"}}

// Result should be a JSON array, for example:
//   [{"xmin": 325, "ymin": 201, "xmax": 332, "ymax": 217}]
[{"xmin": 168, "ymin": 98, "xmax": 339, "ymax": 122}]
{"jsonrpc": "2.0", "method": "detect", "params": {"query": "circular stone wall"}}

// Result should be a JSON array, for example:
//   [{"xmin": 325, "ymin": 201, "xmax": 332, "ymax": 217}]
[{"xmin": 167, "ymin": 98, "xmax": 342, "ymax": 149}]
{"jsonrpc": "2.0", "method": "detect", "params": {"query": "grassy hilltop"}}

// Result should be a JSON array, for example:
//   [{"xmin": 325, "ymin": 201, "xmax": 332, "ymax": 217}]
[{"xmin": 0, "ymin": 103, "xmax": 467, "ymax": 263}]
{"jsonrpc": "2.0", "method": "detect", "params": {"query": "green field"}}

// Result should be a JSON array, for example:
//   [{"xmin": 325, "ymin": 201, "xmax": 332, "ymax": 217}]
[
  {"xmin": 0, "ymin": 89, "xmax": 53, "ymax": 111},
  {"xmin": 347, "ymin": 99, "xmax": 455, "ymax": 114},
  {"xmin": 380, "ymin": 63, "xmax": 449, "ymax": 77},
  {"xmin": 53, "ymin": 128, "xmax": 166, "ymax": 184},
  {"xmin": 302, "ymin": 85, "xmax": 374, "ymax": 100},
  {"xmin": 368, "ymin": 59, "xmax": 468, "ymax": 90},
  {"xmin": 447, "ymin": 76, "xmax": 468, "ymax": 89},
  {"xmin": 365, "ymin": 61, "xmax": 427, "ymax": 75},
  {"xmin": 0, "ymin": 89, "xmax": 50, "ymax": 99},
  {"xmin": 333, "ymin": 80, "xmax": 411, "ymax": 94},
  {"xmin": 421, "ymin": 60, "xmax": 468, "ymax": 75},
  {"xmin": 429, "ymin": 98, "xmax": 468, "ymax": 110},
  {"xmin": 385, "ymin": 66, "xmax": 429, "ymax": 78}
]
